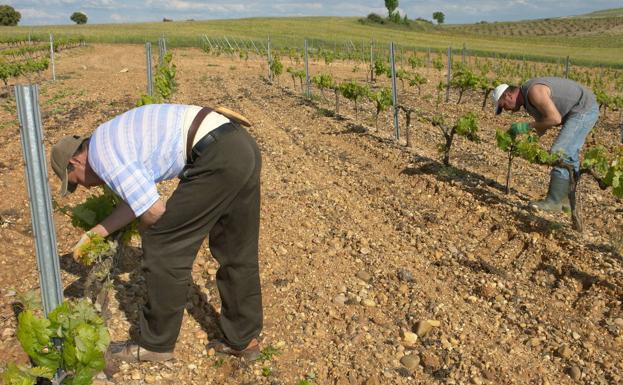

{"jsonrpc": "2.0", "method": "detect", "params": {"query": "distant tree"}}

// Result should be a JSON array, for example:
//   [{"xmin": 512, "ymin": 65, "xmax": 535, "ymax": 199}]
[
  {"xmin": 366, "ymin": 13, "xmax": 385, "ymax": 24},
  {"xmin": 385, "ymin": 0, "xmax": 399, "ymax": 19},
  {"xmin": 433, "ymin": 11, "xmax": 445, "ymax": 24},
  {"xmin": 0, "ymin": 5, "xmax": 21, "ymax": 26},
  {"xmin": 70, "ymin": 11, "xmax": 87, "ymax": 24}
]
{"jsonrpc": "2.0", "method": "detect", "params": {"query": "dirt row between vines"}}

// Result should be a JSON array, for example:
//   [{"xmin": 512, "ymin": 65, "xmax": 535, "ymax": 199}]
[{"xmin": 0, "ymin": 44, "xmax": 622, "ymax": 385}]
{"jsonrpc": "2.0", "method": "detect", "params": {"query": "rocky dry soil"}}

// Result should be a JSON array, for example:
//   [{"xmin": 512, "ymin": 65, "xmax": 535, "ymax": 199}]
[{"xmin": 0, "ymin": 44, "xmax": 622, "ymax": 385}]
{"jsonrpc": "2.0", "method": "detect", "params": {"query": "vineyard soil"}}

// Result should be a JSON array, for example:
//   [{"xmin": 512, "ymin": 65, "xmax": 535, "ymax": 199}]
[{"xmin": 1, "ymin": 44, "xmax": 622, "ymax": 385}]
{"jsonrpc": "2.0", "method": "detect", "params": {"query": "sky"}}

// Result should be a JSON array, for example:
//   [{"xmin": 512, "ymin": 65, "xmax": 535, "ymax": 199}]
[{"xmin": 6, "ymin": 0, "xmax": 623, "ymax": 26}]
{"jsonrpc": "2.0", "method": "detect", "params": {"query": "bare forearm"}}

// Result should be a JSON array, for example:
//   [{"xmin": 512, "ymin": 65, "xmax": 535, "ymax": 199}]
[
  {"xmin": 138, "ymin": 199, "xmax": 166, "ymax": 231},
  {"xmin": 90, "ymin": 200, "xmax": 136, "ymax": 237},
  {"xmin": 531, "ymin": 118, "xmax": 560, "ymax": 136}
]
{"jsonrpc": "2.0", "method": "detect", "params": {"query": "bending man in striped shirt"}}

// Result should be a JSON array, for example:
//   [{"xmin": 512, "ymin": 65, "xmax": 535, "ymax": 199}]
[{"xmin": 51, "ymin": 104, "xmax": 263, "ymax": 362}]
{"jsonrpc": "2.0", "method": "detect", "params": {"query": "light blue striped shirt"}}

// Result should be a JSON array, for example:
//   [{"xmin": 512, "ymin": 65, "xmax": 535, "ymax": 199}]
[{"xmin": 88, "ymin": 104, "xmax": 188, "ymax": 216}]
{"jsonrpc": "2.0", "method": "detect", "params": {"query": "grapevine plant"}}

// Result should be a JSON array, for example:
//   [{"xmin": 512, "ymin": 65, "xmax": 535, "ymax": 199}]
[
  {"xmin": 340, "ymin": 81, "xmax": 369, "ymax": 121},
  {"xmin": 66, "ymin": 187, "xmax": 138, "ymax": 265},
  {"xmin": 3, "ymin": 190, "xmax": 141, "ymax": 384},
  {"xmin": 286, "ymin": 67, "xmax": 306, "ymax": 92},
  {"xmin": 370, "ymin": 87, "xmax": 392, "ymax": 130},
  {"xmin": 433, "ymin": 112, "xmax": 480, "ymax": 166},
  {"xmin": 2, "ymin": 294, "xmax": 110, "ymax": 385},
  {"xmin": 497, "ymin": 126, "xmax": 623, "ymax": 232},
  {"xmin": 269, "ymin": 55, "xmax": 284, "ymax": 84},
  {"xmin": 496, "ymin": 129, "xmax": 560, "ymax": 194},
  {"xmin": 450, "ymin": 65, "xmax": 482, "ymax": 104},
  {"xmin": 55, "ymin": 187, "xmax": 138, "ymax": 306},
  {"xmin": 137, "ymin": 52, "xmax": 177, "ymax": 106}
]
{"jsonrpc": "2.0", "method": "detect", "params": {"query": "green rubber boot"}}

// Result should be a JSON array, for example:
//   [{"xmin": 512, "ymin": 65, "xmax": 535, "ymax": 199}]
[{"xmin": 530, "ymin": 175, "xmax": 570, "ymax": 212}]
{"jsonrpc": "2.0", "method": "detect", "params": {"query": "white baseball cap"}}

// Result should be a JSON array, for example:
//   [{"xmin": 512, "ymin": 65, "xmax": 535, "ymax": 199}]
[{"xmin": 492, "ymin": 84, "xmax": 509, "ymax": 115}]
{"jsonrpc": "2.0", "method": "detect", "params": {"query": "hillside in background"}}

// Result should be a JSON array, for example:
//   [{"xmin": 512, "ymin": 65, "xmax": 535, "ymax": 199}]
[
  {"xmin": 578, "ymin": 7, "xmax": 623, "ymax": 18},
  {"xmin": 1, "ymin": 8, "xmax": 622, "ymax": 67}
]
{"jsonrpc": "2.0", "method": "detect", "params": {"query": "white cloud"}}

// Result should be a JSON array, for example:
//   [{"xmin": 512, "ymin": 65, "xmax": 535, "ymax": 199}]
[
  {"xmin": 142, "ymin": 0, "xmax": 250, "ymax": 12},
  {"xmin": 271, "ymin": 3, "xmax": 324, "ymax": 13},
  {"xmin": 18, "ymin": 8, "xmax": 64, "ymax": 19},
  {"xmin": 110, "ymin": 13, "xmax": 128, "ymax": 22}
]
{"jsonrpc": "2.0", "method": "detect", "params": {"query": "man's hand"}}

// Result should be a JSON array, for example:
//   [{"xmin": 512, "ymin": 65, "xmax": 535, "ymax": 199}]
[
  {"xmin": 509, "ymin": 122, "xmax": 531, "ymax": 137},
  {"xmin": 72, "ymin": 231, "xmax": 94, "ymax": 262}
]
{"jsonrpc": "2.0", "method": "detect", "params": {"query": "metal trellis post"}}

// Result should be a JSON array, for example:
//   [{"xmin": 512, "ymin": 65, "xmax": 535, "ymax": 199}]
[
  {"xmin": 250, "ymin": 40, "xmax": 260, "ymax": 55},
  {"xmin": 445, "ymin": 47, "xmax": 452, "ymax": 103},
  {"xmin": 15, "ymin": 85, "xmax": 64, "ymax": 316},
  {"xmin": 267, "ymin": 37, "xmax": 272, "ymax": 82},
  {"xmin": 370, "ymin": 40, "xmax": 374, "ymax": 82},
  {"xmin": 390, "ymin": 42, "xmax": 399, "ymax": 140},
  {"xmin": 231, "ymin": 37, "xmax": 241, "ymax": 51},
  {"xmin": 462, "ymin": 43, "xmax": 466, "ymax": 65},
  {"xmin": 146, "ymin": 42, "xmax": 153, "ymax": 97},
  {"xmin": 304, "ymin": 39, "xmax": 311, "ymax": 98},
  {"xmin": 204, "ymin": 35, "xmax": 214, "ymax": 51},
  {"xmin": 49, "ymin": 33, "xmax": 56, "ymax": 81},
  {"xmin": 159, "ymin": 35, "xmax": 167, "ymax": 65},
  {"xmin": 224, "ymin": 36, "xmax": 234, "ymax": 51},
  {"xmin": 565, "ymin": 56, "xmax": 570, "ymax": 78}
]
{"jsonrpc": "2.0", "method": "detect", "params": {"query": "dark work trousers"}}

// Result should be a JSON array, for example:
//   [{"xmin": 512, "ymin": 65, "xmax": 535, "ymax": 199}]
[{"xmin": 137, "ymin": 123, "xmax": 262, "ymax": 352}]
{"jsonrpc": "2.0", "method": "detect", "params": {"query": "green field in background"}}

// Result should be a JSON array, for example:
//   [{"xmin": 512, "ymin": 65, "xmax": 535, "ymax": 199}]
[
  {"xmin": 578, "ymin": 7, "xmax": 623, "ymax": 17},
  {"xmin": 1, "ymin": 16, "xmax": 622, "ymax": 67}
]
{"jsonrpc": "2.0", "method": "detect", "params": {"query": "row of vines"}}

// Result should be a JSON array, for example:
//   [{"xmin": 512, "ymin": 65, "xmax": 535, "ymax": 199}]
[
  {"xmin": 204, "ymin": 36, "xmax": 623, "ymax": 233},
  {"xmin": 0, "ymin": 37, "xmax": 83, "ymax": 88}
]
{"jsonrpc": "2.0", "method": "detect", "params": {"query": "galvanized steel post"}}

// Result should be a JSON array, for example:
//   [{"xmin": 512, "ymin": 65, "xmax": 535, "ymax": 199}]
[
  {"xmin": 146, "ymin": 42, "xmax": 153, "ymax": 96},
  {"xmin": 462, "ymin": 43, "xmax": 466, "ymax": 65},
  {"xmin": 304, "ymin": 39, "xmax": 311, "ymax": 98},
  {"xmin": 15, "ymin": 85, "xmax": 63, "ymax": 316},
  {"xmin": 390, "ymin": 42, "xmax": 399, "ymax": 140},
  {"xmin": 224, "ymin": 36, "xmax": 234, "ymax": 51},
  {"xmin": 370, "ymin": 40, "xmax": 374, "ymax": 82},
  {"xmin": 204, "ymin": 35, "xmax": 214, "ymax": 51},
  {"xmin": 565, "ymin": 56, "xmax": 570, "ymax": 78},
  {"xmin": 158, "ymin": 35, "xmax": 167, "ymax": 67},
  {"xmin": 445, "ymin": 47, "xmax": 452, "ymax": 103},
  {"xmin": 250, "ymin": 40, "xmax": 260, "ymax": 55},
  {"xmin": 231, "ymin": 37, "xmax": 241, "ymax": 51},
  {"xmin": 267, "ymin": 37, "xmax": 272, "ymax": 82},
  {"xmin": 49, "ymin": 33, "xmax": 56, "ymax": 81}
]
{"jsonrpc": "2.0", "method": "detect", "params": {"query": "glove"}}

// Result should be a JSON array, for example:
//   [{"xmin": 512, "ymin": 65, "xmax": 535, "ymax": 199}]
[
  {"xmin": 72, "ymin": 231, "xmax": 94, "ymax": 261},
  {"xmin": 509, "ymin": 122, "xmax": 531, "ymax": 137}
]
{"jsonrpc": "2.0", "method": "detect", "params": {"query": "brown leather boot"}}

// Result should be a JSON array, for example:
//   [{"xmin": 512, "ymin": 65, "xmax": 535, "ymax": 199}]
[
  {"xmin": 207, "ymin": 338, "xmax": 260, "ymax": 361},
  {"xmin": 109, "ymin": 341, "xmax": 174, "ymax": 363}
]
